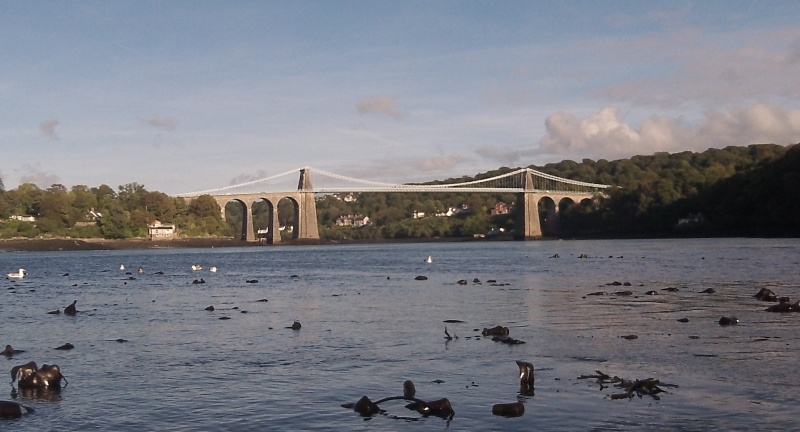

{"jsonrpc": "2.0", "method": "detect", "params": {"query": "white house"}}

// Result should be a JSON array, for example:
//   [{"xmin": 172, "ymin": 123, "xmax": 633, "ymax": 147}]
[
  {"xmin": 148, "ymin": 222, "xmax": 176, "ymax": 239},
  {"xmin": 10, "ymin": 215, "xmax": 35, "ymax": 222},
  {"xmin": 335, "ymin": 214, "xmax": 370, "ymax": 227}
]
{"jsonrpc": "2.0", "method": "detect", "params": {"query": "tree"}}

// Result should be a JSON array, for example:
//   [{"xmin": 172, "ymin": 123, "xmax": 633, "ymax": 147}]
[
  {"xmin": 141, "ymin": 191, "xmax": 176, "ymax": 222},
  {"xmin": 118, "ymin": 183, "xmax": 147, "ymax": 211},
  {"xmin": 70, "ymin": 185, "xmax": 97, "ymax": 215},
  {"xmin": 188, "ymin": 195, "xmax": 221, "ymax": 219},
  {"xmin": 100, "ymin": 201, "xmax": 133, "ymax": 239},
  {"xmin": 38, "ymin": 184, "xmax": 73, "ymax": 229},
  {"xmin": 9, "ymin": 183, "xmax": 43, "ymax": 216},
  {"xmin": 93, "ymin": 184, "xmax": 116, "ymax": 202},
  {"xmin": 185, "ymin": 195, "xmax": 226, "ymax": 236}
]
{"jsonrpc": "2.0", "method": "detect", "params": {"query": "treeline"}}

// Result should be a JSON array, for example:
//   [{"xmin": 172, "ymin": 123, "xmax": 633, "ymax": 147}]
[
  {"xmin": 544, "ymin": 143, "xmax": 800, "ymax": 237},
  {"xmin": 0, "ymin": 182, "xmax": 228, "ymax": 239},
  {"xmin": 1, "ymin": 143, "xmax": 798, "ymax": 240},
  {"xmin": 308, "ymin": 143, "xmax": 800, "ymax": 239}
]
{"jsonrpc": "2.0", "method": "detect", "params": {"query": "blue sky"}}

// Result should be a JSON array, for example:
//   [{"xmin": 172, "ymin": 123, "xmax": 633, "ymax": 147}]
[{"xmin": 2, "ymin": 1, "xmax": 799, "ymax": 195}]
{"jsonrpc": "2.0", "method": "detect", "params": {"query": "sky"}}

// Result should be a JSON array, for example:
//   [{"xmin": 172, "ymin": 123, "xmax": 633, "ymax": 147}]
[{"xmin": 2, "ymin": 1, "xmax": 800, "ymax": 195}]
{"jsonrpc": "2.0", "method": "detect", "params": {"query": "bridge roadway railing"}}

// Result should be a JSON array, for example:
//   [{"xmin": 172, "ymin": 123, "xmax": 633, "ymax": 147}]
[
  {"xmin": 181, "ymin": 167, "xmax": 609, "ymax": 243},
  {"xmin": 204, "ymin": 188, "xmax": 600, "ymax": 243}
]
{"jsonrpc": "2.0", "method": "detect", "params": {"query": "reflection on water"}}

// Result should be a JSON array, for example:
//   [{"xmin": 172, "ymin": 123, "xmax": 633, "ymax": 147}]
[{"xmin": 1, "ymin": 238, "xmax": 799, "ymax": 431}]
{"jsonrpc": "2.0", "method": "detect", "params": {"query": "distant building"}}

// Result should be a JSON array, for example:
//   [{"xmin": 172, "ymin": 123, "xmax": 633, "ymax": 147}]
[
  {"xmin": 353, "ymin": 215, "xmax": 370, "ymax": 227},
  {"xmin": 85, "ymin": 208, "xmax": 103, "ymax": 221},
  {"xmin": 331, "ymin": 193, "xmax": 358, "ymax": 202},
  {"xmin": 434, "ymin": 207, "xmax": 460, "ymax": 217},
  {"xmin": 676, "ymin": 213, "xmax": 705, "ymax": 229},
  {"xmin": 10, "ymin": 215, "xmax": 35, "ymax": 222},
  {"xmin": 412, "ymin": 211, "xmax": 425, "ymax": 219},
  {"xmin": 335, "ymin": 214, "xmax": 370, "ymax": 227},
  {"xmin": 490, "ymin": 202, "xmax": 510, "ymax": 215},
  {"xmin": 148, "ymin": 222, "xmax": 176, "ymax": 239}
]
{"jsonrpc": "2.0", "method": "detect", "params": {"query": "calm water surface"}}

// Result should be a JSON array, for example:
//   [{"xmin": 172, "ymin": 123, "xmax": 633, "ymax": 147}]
[{"xmin": 1, "ymin": 238, "xmax": 799, "ymax": 431}]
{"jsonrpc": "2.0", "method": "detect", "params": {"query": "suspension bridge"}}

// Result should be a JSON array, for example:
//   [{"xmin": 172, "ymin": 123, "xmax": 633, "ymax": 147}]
[{"xmin": 178, "ymin": 167, "xmax": 611, "ymax": 243}]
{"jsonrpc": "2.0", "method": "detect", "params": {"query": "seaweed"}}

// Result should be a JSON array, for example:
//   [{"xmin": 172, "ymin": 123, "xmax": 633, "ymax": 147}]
[{"xmin": 578, "ymin": 370, "xmax": 677, "ymax": 400}]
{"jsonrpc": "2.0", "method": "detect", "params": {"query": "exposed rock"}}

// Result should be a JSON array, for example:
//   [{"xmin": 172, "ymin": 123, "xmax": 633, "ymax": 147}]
[
  {"xmin": 765, "ymin": 299, "xmax": 800, "ymax": 312},
  {"xmin": 754, "ymin": 288, "xmax": 778, "ymax": 302},
  {"xmin": 491, "ymin": 335, "xmax": 525, "ymax": 345},
  {"xmin": 492, "ymin": 401, "xmax": 525, "ymax": 417},
  {"xmin": 481, "ymin": 326, "xmax": 509, "ymax": 336},
  {"xmin": 0, "ymin": 401, "xmax": 34, "ymax": 418},
  {"xmin": 403, "ymin": 380, "xmax": 416, "ymax": 399},
  {"xmin": 350, "ymin": 395, "xmax": 380, "ymax": 416}
]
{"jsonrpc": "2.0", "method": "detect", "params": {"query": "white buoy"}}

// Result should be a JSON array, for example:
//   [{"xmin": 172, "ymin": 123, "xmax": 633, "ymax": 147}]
[{"xmin": 120, "ymin": 264, "xmax": 125, "ymax": 270}]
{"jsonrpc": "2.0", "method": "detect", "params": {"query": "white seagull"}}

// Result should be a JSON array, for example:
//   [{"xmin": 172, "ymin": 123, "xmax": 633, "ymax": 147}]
[
  {"xmin": 7, "ymin": 269, "xmax": 26, "ymax": 278},
  {"xmin": 192, "ymin": 265, "xmax": 203, "ymax": 271},
  {"xmin": 425, "ymin": 256, "xmax": 433, "ymax": 263},
  {"xmin": 209, "ymin": 266, "xmax": 218, "ymax": 273}
]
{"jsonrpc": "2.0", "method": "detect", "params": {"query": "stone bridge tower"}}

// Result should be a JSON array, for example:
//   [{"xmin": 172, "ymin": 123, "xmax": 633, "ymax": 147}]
[
  {"xmin": 295, "ymin": 167, "xmax": 320, "ymax": 240},
  {"xmin": 515, "ymin": 169, "xmax": 543, "ymax": 239}
]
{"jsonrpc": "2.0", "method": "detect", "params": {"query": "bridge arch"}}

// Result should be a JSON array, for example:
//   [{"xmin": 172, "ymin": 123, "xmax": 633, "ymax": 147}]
[
  {"xmin": 212, "ymin": 191, "xmax": 318, "ymax": 244},
  {"xmin": 180, "ymin": 167, "xmax": 608, "ymax": 242},
  {"xmin": 219, "ymin": 198, "xmax": 251, "ymax": 241}
]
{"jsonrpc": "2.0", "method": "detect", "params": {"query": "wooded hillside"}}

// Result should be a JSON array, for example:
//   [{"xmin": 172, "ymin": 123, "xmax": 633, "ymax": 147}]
[{"xmin": 1, "ymin": 143, "xmax": 797, "ymax": 239}]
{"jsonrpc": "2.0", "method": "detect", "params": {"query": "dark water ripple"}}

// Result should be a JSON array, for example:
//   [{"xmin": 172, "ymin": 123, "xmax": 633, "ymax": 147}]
[{"xmin": 1, "ymin": 238, "xmax": 799, "ymax": 431}]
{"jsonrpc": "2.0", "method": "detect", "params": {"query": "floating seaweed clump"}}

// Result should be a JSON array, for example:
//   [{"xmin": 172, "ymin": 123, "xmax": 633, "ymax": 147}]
[{"xmin": 577, "ymin": 370, "xmax": 678, "ymax": 400}]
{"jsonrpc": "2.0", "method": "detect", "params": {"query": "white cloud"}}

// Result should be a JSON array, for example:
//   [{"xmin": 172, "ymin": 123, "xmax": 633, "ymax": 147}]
[
  {"xmin": 538, "ymin": 104, "xmax": 800, "ymax": 161},
  {"xmin": 411, "ymin": 155, "xmax": 465, "ymax": 172},
  {"xmin": 594, "ymin": 28, "xmax": 800, "ymax": 108},
  {"xmin": 475, "ymin": 145, "xmax": 523, "ymax": 165},
  {"xmin": 39, "ymin": 119, "xmax": 60, "ymax": 140},
  {"xmin": 356, "ymin": 97, "xmax": 405, "ymax": 119},
  {"xmin": 141, "ymin": 115, "xmax": 177, "ymax": 130},
  {"xmin": 341, "ymin": 154, "xmax": 469, "ymax": 184}
]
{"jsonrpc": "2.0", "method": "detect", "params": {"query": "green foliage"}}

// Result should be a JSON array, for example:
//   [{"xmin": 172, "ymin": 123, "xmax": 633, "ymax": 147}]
[
  {"xmin": 100, "ymin": 204, "xmax": 133, "ymax": 239},
  {"xmin": 537, "ymin": 143, "xmax": 796, "ymax": 236},
  {"xmin": 0, "ymin": 220, "xmax": 39, "ymax": 238},
  {"xmin": 0, "ymin": 143, "xmax": 795, "ymax": 240}
]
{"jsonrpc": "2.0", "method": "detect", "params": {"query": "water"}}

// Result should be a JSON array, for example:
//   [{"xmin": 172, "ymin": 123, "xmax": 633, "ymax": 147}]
[{"xmin": 1, "ymin": 238, "xmax": 799, "ymax": 431}]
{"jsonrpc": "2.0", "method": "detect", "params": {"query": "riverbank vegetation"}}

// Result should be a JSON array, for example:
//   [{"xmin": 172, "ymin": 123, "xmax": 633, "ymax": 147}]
[{"xmin": 0, "ymin": 143, "xmax": 797, "ymax": 241}]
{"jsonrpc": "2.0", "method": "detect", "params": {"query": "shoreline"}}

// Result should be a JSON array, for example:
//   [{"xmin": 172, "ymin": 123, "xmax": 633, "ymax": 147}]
[
  {"xmin": 0, "ymin": 235, "xmax": 508, "ymax": 252},
  {"xmin": 2, "ymin": 232, "xmax": 790, "ymax": 252},
  {"xmin": 0, "ymin": 237, "xmax": 265, "ymax": 252}
]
